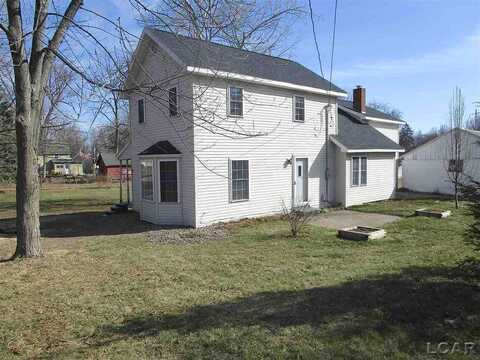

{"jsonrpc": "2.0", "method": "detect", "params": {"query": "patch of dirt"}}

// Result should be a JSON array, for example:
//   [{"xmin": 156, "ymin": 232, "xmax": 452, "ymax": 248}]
[{"xmin": 147, "ymin": 225, "xmax": 230, "ymax": 245}]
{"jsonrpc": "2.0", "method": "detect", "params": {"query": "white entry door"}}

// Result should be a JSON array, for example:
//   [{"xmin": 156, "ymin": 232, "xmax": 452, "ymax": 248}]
[{"xmin": 295, "ymin": 158, "xmax": 308, "ymax": 205}]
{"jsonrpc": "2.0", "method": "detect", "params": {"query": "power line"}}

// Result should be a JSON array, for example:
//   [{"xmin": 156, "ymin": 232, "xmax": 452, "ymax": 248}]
[
  {"xmin": 328, "ymin": 0, "xmax": 339, "ymax": 93},
  {"xmin": 308, "ymin": 0, "xmax": 324, "ymax": 77}
]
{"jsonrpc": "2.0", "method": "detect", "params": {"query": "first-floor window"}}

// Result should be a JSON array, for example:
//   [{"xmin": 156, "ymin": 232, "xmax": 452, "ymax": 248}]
[
  {"xmin": 159, "ymin": 160, "xmax": 178, "ymax": 202},
  {"xmin": 230, "ymin": 159, "xmax": 249, "ymax": 201},
  {"xmin": 141, "ymin": 160, "xmax": 153, "ymax": 200},
  {"xmin": 352, "ymin": 156, "xmax": 367, "ymax": 186},
  {"xmin": 448, "ymin": 159, "xmax": 463, "ymax": 173}
]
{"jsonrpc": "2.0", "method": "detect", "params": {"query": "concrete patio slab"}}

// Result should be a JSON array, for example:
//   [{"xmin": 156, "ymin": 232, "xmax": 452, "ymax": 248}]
[{"xmin": 309, "ymin": 210, "xmax": 400, "ymax": 230}]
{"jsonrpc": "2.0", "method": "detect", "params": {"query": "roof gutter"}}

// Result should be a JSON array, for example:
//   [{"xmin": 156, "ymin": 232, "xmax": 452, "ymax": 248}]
[{"xmin": 186, "ymin": 66, "xmax": 348, "ymax": 98}]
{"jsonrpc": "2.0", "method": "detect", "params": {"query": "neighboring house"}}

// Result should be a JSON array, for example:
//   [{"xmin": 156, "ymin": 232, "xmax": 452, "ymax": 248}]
[
  {"xmin": 401, "ymin": 129, "xmax": 480, "ymax": 194},
  {"xmin": 123, "ymin": 28, "xmax": 404, "ymax": 227},
  {"xmin": 96, "ymin": 152, "xmax": 131, "ymax": 179},
  {"xmin": 38, "ymin": 143, "xmax": 71, "ymax": 171},
  {"xmin": 46, "ymin": 159, "xmax": 84, "ymax": 176},
  {"xmin": 38, "ymin": 143, "xmax": 85, "ymax": 176}
]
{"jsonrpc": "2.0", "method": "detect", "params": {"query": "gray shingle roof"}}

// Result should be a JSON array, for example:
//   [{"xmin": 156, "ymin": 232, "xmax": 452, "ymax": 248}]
[
  {"xmin": 332, "ymin": 109, "xmax": 403, "ymax": 151},
  {"xmin": 98, "ymin": 152, "xmax": 120, "ymax": 167},
  {"xmin": 147, "ymin": 29, "xmax": 346, "ymax": 94},
  {"xmin": 139, "ymin": 141, "xmax": 181, "ymax": 155},
  {"xmin": 338, "ymin": 99, "xmax": 404, "ymax": 121}
]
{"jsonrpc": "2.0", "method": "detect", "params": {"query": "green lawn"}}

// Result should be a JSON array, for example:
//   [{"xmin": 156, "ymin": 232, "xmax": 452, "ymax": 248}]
[{"xmin": 0, "ymin": 188, "xmax": 479, "ymax": 359}]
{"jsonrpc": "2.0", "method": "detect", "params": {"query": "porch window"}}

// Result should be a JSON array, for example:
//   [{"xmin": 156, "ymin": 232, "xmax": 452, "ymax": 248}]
[
  {"xmin": 138, "ymin": 98, "xmax": 145, "ymax": 123},
  {"xmin": 141, "ymin": 160, "xmax": 153, "ymax": 200},
  {"xmin": 294, "ymin": 96, "xmax": 305, "ymax": 122},
  {"xmin": 352, "ymin": 156, "xmax": 367, "ymax": 186},
  {"xmin": 159, "ymin": 160, "xmax": 178, "ymax": 202},
  {"xmin": 169, "ymin": 87, "xmax": 178, "ymax": 116},
  {"xmin": 228, "ymin": 86, "xmax": 243, "ymax": 116},
  {"xmin": 230, "ymin": 160, "xmax": 249, "ymax": 201}
]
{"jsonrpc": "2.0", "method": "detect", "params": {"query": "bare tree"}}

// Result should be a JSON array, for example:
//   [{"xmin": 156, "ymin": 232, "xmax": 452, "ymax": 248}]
[
  {"xmin": 132, "ymin": 0, "xmax": 303, "ymax": 55},
  {"xmin": 445, "ymin": 87, "xmax": 469, "ymax": 209},
  {"xmin": 89, "ymin": 52, "xmax": 130, "ymax": 153},
  {"xmin": 0, "ymin": 0, "xmax": 83, "ymax": 257}
]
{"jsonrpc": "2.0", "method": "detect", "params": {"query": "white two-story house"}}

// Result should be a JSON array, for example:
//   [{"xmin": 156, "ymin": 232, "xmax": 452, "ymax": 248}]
[{"xmin": 122, "ymin": 28, "xmax": 404, "ymax": 227}]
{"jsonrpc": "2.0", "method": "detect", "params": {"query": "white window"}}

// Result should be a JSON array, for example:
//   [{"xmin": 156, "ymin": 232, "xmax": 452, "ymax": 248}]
[
  {"xmin": 352, "ymin": 156, "xmax": 367, "ymax": 186},
  {"xmin": 141, "ymin": 160, "xmax": 153, "ymax": 200},
  {"xmin": 228, "ymin": 86, "xmax": 243, "ymax": 116},
  {"xmin": 294, "ymin": 96, "xmax": 305, "ymax": 122},
  {"xmin": 230, "ymin": 160, "xmax": 249, "ymax": 201},
  {"xmin": 138, "ymin": 98, "xmax": 145, "ymax": 123},
  {"xmin": 159, "ymin": 160, "xmax": 178, "ymax": 202},
  {"xmin": 168, "ymin": 87, "xmax": 178, "ymax": 116}
]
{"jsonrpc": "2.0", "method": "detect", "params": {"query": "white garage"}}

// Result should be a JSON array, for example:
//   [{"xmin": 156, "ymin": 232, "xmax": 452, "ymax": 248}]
[{"xmin": 401, "ymin": 129, "xmax": 480, "ymax": 195}]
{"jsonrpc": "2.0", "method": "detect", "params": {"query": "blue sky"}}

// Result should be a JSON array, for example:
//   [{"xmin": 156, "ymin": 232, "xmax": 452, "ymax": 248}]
[{"xmin": 92, "ymin": 0, "xmax": 479, "ymax": 132}]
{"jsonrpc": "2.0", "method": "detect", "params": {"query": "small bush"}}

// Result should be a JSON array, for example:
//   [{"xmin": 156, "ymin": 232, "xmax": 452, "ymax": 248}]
[{"xmin": 281, "ymin": 201, "xmax": 315, "ymax": 238}]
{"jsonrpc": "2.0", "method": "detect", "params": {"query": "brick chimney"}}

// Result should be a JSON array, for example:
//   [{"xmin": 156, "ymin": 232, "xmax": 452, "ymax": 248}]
[{"xmin": 353, "ymin": 85, "xmax": 366, "ymax": 113}]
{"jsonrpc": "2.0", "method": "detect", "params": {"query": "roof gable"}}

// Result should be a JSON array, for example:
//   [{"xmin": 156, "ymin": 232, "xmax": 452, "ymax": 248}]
[{"xmin": 98, "ymin": 152, "xmax": 120, "ymax": 167}]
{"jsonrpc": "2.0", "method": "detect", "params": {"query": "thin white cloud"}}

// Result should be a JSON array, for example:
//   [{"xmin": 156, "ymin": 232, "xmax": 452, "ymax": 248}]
[{"xmin": 335, "ymin": 30, "xmax": 480, "ymax": 80}]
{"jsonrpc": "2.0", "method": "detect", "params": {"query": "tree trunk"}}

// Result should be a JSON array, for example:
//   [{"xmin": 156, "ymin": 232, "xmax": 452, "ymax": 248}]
[{"xmin": 14, "ymin": 117, "xmax": 42, "ymax": 258}]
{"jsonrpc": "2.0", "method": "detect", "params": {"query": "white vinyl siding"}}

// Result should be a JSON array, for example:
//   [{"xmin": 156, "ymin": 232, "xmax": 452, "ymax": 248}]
[
  {"xmin": 368, "ymin": 120, "xmax": 400, "ymax": 143},
  {"xmin": 344, "ymin": 153, "xmax": 395, "ymax": 207},
  {"xmin": 192, "ymin": 76, "xmax": 337, "ymax": 226},
  {"xmin": 128, "ymin": 35, "xmax": 195, "ymax": 226}
]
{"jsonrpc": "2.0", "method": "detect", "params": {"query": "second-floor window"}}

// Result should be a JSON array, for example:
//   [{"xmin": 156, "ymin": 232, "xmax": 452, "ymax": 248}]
[
  {"xmin": 294, "ymin": 96, "xmax": 305, "ymax": 122},
  {"xmin": 169, "ymin": 87, "xmax": 178, "ymax": 116},
  {"xmin": 138, "ymin": 98, "xmax": 145, "ymax": 123},
  {"xmin": 229, "ymin": 86, "xmax": 243, "ymax": 116}
]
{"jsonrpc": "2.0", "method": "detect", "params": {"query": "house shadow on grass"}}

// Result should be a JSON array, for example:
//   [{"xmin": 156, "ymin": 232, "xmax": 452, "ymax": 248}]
[
  {"xmin": 0, "ymin": 211, "xmax": 160, "ymax": 238},
  {"xmin": 88, "ymin": 264, "xmax": 480, "ymax": 357}
]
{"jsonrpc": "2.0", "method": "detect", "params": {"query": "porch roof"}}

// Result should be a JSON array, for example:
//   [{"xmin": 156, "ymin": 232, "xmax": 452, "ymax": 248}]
[
  {"xmin": 331, "ymin": 109, "xmax": 404, "ymax": 153},
  {"xmin": 138, "ymin": 141, "xmax": 181, "ymax": 156}
]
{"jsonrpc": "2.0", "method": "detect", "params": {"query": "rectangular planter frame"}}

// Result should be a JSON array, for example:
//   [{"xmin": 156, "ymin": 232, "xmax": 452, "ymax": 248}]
[
  {"xmin": 338, "ymin": 226, "xmax": 386, "ymax": 241},
  {"xmin": 415, "ymin": 208, "xmax": 451, "ymax": 219}
]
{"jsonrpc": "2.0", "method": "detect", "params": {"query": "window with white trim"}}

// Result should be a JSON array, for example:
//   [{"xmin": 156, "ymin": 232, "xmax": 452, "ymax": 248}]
[
  {"xmin": 352, "ymin": 156, "xmax": 367, "ymax": 186},
  {"xmin": 228, "ymin": 86, "xmax": 243, "ymax": 116},
  {"xmin": 141, "ymin": 160, "xmax": 153, "ymax": 200},
  {"xmin": 138, "ymin": 98, "xmax": 145, "ymax": 123},
  {"xmin": 168, "ymin": 87, "xmax": 178, "ymax": 116},
  {"xmin": 159, "ymin": 160, "xmax": 178, "ymax": 202},
  {"xmin": 294, "ymin": 95, "xmax": 305, "ymax": 122},
  {"xmin": 230, "ymin": 160, "xmax": 249, "ymax": 201}
]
